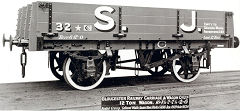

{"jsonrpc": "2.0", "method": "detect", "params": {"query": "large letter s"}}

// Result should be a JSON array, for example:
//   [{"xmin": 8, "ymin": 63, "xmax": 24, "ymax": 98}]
[{"xmin": 94, "ymin": 6, "xmax": 115, "ymax": 31}]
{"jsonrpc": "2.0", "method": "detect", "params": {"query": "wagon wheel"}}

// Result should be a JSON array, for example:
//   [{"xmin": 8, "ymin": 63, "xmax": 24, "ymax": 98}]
[
  {"xmin": 63, "ymin": 51, "xmax": 107, "ymax": 90},
  {"xmin": 50, "ymin": 52, "xmax": 64, "ymax": 80},
  {"xmin": 172, "ymin": 54, "xmax": 201, "ymax": 82},
  {"xmin": 148, "ymin": 49, "xmax": 172, "ymax": 76},
  {"xmin": 148, "ymin": 66, "xmax": 168, "ymax": 76}
]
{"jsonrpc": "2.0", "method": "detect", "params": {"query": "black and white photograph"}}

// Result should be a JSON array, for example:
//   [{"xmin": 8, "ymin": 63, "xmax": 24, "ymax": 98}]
[{"xmin": 0, "ymin": 0, "xmax": 239, "ymax": 110}]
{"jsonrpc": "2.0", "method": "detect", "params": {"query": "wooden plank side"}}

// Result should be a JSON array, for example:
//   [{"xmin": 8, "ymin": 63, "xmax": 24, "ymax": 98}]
[
  {"xmin": 36, "ymin": 2, "xmax": 119, "ymax": 36},
  {"xmin": 31, "ymin": 2, "xmax": 233, "ymax": 42},
  {"xmin": 19, "ymin": 7, "xmax": 27, "ymax": 39},
  {"xmin": 121, "ymin": 8, "xmax": 227, "ymax": 40},
  {"xmin": 15, "ymin": 8, "xmax": 23, "ymax": 39},
  {"xmin": 23, "ymin": 4, "xmax": 32, "ymax": 40},
  {"xmin": 122, "ymin": 6, "xmax": 177, "ymax": 17},
  {"xmin": 36, "ymin": 13, "xmax": 119, "ymax": 33},
  {"xmin": 179, "ymin": 10, "xmax": 226, "ymax": 40},
  {"xmin": 52, "ymin": 2, "xmax": 119, "ymax": 34},
  {"xmin": 122, "ymin": 16, "xmax": 176, "ymax": 26},
  {"xmin": 52, "ymin": 2, "xmax": 114, "ymax": 14},
  {"xmin": 125, "ymin": 25, "xmax": 176, "ymax": 34}
]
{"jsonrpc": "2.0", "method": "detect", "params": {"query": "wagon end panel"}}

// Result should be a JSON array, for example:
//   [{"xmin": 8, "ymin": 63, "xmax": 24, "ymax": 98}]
[
  {"xmin": 23, "ymin": 4, "xmax": 32, "ymax": 40},
  {"xmin": 28, "ymin": 2, "xmax": 39, "ymax": 51},
  {"xmin": 15, "ymin": 8, "xmax": 23, "ymax": 39},
  {"xmin": 17, "ymin": 5, "xmax": 32, "ymax": 40},
  {"xmin": 18, "ymin": 7, "xmax": 27, "ymax": 40}
]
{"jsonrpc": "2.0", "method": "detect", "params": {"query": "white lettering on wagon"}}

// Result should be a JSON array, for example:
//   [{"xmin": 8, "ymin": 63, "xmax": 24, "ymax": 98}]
[
  {"xmin": 203, "ymin": 35, "xmax": 220, "ymax": 39},
  {"xmin": 56, "ymin": 23, "xmax": 71, "ymax": 32},
  {"xmin": 58, "ymin": 35, "xmax": 84, "ymax": 40},
  {"xmin": 75, "ymin": 25, "xmax": 82, "ymax": 31},
  {"xmin": 84, "ymin": 25, "xmax": 93, "ymax": 31},
  {"xmin": 94, "ymin": 6, "xmax": 115, "ymax": 31},
  {"xmin": 203, "ymin": 22, "xmax": 224, "ymax": 34},
  {"xmin": 180, "ymin": 11, "xmax": 197, "ymax": 32}
]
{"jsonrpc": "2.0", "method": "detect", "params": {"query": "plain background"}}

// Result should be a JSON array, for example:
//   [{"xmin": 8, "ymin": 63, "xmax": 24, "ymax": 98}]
[{"xmin": 0, "ymin": 0, "xmax": 240, "ymax": 83}]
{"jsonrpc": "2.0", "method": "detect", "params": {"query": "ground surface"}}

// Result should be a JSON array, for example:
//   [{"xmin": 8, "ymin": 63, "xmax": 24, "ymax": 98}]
[{"xmin": 0, "ymin": 71, "xmax": 240, "ymax": 110}]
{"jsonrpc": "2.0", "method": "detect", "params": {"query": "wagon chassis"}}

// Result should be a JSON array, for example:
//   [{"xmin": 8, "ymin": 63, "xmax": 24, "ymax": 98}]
[{"xmin": 46, "ymin": 39, "xmax": 211, "ymax": 86}]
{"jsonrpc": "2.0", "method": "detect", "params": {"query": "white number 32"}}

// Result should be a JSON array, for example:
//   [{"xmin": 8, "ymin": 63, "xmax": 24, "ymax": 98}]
[{"xmin": 56, "ymin": 23, "xmax": 71, "ymax": 32}]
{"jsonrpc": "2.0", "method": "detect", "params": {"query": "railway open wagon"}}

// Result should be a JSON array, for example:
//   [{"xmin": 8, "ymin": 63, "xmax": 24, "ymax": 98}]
[{"xmin": 2, "ymin": 1, "xmax": 239, "ymax": 90}]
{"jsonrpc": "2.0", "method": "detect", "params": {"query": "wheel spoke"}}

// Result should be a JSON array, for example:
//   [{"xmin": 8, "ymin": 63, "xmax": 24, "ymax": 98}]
[
  {"xmin": 97, "ymin": 59, "xmax": 103, "ymax": 71},
  {"xmin": 184, "ymin": 73, "xmax": 188, "ymax": 79},
  {"xmin": 90, "ymin": 78, "xmax": 97, "ymax": 84},
  {"xmin": 54, "ymin": 58, "xmax": 61, "ymax": 65},
  {"xmin": 159, "ymin": 68, "xmax": 168, "ymax": 74},
  {"xmin": 70, "ymin": 59, "xmax": 80, "ymax": 70},
  {"xmin": 148, "ymin": 69, "xmax": 154, "ymax": 74},
  {"xmin": 178, "ymin": 67, "xmax": 184, "ymax": 74},
  {"xmin": 176, "ymin": 60, "xmax": 182, "ymax": 65},
  {"xmin": 155, "ymin": 67, "xmax": 159, "ymax": 72},
  {"xmin": 71, "ymin": 70, "xmax": 78, "ymax": 79},
  {"xmin": 54, "ymin": 66, "xmax": 59, "ymax": 70}
]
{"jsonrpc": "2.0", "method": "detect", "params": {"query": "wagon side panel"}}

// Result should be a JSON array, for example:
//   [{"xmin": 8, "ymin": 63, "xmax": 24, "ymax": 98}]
[
  {"xmin": 122, "ymin": 7, "xmax": 177, "ymax": 40},
  {"xmin": 37, "ymin": 2, "xmax": 119, "ymax": 41}
]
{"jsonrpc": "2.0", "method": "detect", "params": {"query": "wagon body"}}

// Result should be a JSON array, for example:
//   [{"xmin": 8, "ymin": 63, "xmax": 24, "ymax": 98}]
[
  {"xmin": 4, "ymin": 1, "xmax": 239, "ymax": 90},
  {"xmin": 15, "ymin": 2, "xmax": 235, "ymax": 51}
]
